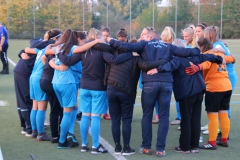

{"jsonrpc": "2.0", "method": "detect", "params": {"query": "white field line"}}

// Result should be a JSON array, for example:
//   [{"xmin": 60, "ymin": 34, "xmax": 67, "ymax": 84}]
[
  {"xmin": 0, "ymin": 101, "xmax": 6, "ymax": 106},
  {"xmin": 0, "ymin": 146, "xmax": 4, "ymax": 160},
  {"xmin": 10, "ymin": 57, "xmax": 127, "ymax": 160},
  {"xmin": 8, "ymin": 58, "xmax": 16, "ymax": 66},
  {"xmin": 136, "ymin": 94, "xmax": 240, "ymax": 98},
  {"xmin": 76, "ymin": 122, "xmax": 127, "ymax": 160},
  {"xmin": 0, "ymin": 58, "xmax": 13, "ymax": 160}
]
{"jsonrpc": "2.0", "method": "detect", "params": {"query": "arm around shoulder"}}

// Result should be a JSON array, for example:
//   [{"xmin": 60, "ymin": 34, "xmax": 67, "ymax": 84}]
[
  {"xmin": 25, "ymin": 47, "xmax": 36, "ymax": 54},
  {"xmin": 73, "ymin": 39, "xmax": 105, "ymax": 54}
]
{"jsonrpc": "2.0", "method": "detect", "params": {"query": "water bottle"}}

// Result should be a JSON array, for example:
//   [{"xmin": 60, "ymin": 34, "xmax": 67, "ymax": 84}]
[{"xmin": 199, "ymin": 136, "xmax": 203, "ymax": 143}]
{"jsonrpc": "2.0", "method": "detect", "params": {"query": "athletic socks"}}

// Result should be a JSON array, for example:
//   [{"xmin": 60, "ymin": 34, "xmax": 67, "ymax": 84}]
[
  {"xmin": 219, "ymin": 112, "xmax": 230, "ymax": 141},
  {"xmin": 80, "ymin": 115, "xmax": 90, "ymax": 145},
  {"xmin": 207, "ymin": 113, "xmax": 218, "ymax": 142},
  {"xmin": 36, "ymin": 110, "xmax": 46, "ymax": 133},
  {"xmin": 208, "ymin": 140, "xmax": 216, "ymax": 146},
  {"xmin": 59, "ymin": 111, "xmax": 72, "ymax": 143},
  {"xmin": 176, "ymin": 102, "xmax": 181, "ymax": 120},
  {"xmin": 30, "ymin": 109, "xmax": 38, "ymax": 131},
  {"xmin": 91, "ymin": 116, "xmax": 100, "ymax": 148},
  {"xmin": 68, "ymin": 107, "xmax": 78, "ymax": 134}
]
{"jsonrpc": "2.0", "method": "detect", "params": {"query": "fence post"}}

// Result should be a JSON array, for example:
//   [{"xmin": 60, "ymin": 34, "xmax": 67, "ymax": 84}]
[
  {"xmin": 220, "ymin": 0, "xmax": 223, "ymax": 39},
  {"xmin": 33, "ymin": 0, "xmax": 35, "ymax": 38},
  {"xmin": 175, "ymin": 0, "xmax": 178, "ymax": 36}
]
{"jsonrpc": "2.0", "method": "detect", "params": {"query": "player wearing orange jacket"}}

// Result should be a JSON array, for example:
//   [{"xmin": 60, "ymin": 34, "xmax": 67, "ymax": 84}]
[{"xmin": 186, "ymin": 37, "xmax": 235, "ymax": 150}]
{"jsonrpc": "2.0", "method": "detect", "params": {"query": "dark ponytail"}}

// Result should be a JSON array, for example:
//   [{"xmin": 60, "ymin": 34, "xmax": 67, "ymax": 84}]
[
  {"xmin": 77, "ymin": 31, "xmax": 87, "ymax": 40},
  {"xmin": 61, "ymin": 30, "xmax": 79, "ymax": 55},
  {"xmin": 117, "ymin": 28, "xmax": 128, "ymax": 38},
  {"xmin": 197, "ymin": 22, "xmax": 208, "ymax": 30},
  {"xmin": 48, "ymin": 28, "xmax": 62, "ymax": 39}
]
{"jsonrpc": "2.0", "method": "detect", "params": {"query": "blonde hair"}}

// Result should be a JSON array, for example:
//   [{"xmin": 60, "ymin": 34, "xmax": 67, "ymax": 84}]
[
  {"xmin": 84, "ymin": 28, "xmax": 102, "ymax": 58},
  {"xmin": 161, "ymin": 26, "xmax": 176, "ymax": 43},
  {"xmin": 204, "ymin": 26, "xmax": 219, "ymax": 44},
  {"xmin": 172, "ymin": 39, "xmax": 186, "ymax": 48},
  {"xmin": 144, "ymin": 26, "xmax": 155, "ymax": 32},
  {"xmin": 183, "ymin": 24, "xmax": 197, "ymax": 47},
  {"xmin": 88, "ymin": 28, "xmax": 102, "ymax": 40}
]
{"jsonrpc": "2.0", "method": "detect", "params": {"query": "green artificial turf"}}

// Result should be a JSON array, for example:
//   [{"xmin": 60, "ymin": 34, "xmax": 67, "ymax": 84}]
[{"xmin": 0, "ymin": 39, "xmax": 239, "ymax": 160}]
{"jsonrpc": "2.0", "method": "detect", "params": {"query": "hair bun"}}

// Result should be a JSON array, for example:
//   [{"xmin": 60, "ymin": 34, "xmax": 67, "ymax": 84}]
[{"xmin": 48, "ymin": 31, "xmax": 52, "ymax": 36}]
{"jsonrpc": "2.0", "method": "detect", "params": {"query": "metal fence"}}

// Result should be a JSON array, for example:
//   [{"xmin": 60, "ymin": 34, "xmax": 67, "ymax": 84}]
[{"xmin": 1, "ymin": 0, "xmax": 239, "ymax": 39}]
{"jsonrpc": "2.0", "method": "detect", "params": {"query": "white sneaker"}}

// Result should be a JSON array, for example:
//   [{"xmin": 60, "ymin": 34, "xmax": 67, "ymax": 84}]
[
  {"xmin": 44, "ymin": 120, "xmax": 50, "ymax": 126},
  {"xmin": 203, "ymin": 130, "xmax": 209, "ymax": 135},
  {"xmin": 170, "ymin": 119, "xmax": 181, "ymax": 125},
  {"xmin": 202, "ymin": 129, "xmax": 220, "ymax": 135},
  {"xmin": 21, "ymin": 127, "xmax": 27, "ymax": 134},
  {"xmin": 201, "ymin": 124, "xmax": 208, "ymax": 131}
]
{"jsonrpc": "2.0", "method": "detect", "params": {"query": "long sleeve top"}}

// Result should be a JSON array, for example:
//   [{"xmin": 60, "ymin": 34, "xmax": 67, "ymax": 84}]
[
  {"xmin": 201, "ymin": 50, "xmax": 234, "ymax": 92},
  {"xmin": 58, "ymin": 46, "xmax": 132, "ymax": 91},
  {"xmin": 109, "ymin": 38, "xmax": 200, "ymax": 83},
  {"xmin": 159, "ymin": 54, "xmax": 223, "ymax": 101}
]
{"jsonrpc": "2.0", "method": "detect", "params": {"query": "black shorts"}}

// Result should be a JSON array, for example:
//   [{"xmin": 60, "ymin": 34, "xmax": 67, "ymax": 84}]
[{"xmin": 205, "ymin": 90, "xmax": 232, "ymax": 112}]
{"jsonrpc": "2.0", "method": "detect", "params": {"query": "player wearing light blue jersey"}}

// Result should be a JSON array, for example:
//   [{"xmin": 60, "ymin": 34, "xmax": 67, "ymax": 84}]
[
  {"xmin": 14, "ymin": 32, "xmax": 55, "ymax": 136},
  {"xmin": 45, "ymin": 29, "xmax": 107, "ymax": 149},
  {"xmin": 51, "ymin": 45, "xmax": 78, "ymax": 149},
  {"xmin": 26, "ymin": 47, "xmax": 50, "ymax": 141},
  {"xmin": 48, "ymin": 30, "xmax": 105, "ymax": 149},
  {"xmin": 25, "ymin": 29, "xmax": 62, "ymax": 141}
]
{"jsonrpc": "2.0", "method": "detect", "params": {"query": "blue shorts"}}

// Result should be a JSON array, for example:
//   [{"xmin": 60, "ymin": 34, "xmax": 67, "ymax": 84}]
[
  {"xmin": 80, "ymin": 88, "xmax": 107, "ymax": 114},
  {"xmin": 30, "ymin": 76, "xmax": 47, "ymax": 101},
  {"xmin": 76, "ymin": 83, "xmax": 80, "ymax": 89},
  {"xmin": 53, "ymin": 83, "xmax": 77, "ymax": 108}
]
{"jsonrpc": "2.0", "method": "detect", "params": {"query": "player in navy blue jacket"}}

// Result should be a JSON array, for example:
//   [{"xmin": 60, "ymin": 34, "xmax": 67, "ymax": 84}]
[
  {"xmin": 147, "ymin": 53, "xmax": 222, "ymax": 153},
  {"xmin": 106, "ymin": 30, "xmax": 200, "ymax": 157}
]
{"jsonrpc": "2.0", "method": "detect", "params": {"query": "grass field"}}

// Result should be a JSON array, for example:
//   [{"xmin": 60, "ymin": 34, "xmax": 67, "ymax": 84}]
[{"xmin": 0, "ymin": 39, "xmax": 240, "ymax": 160}]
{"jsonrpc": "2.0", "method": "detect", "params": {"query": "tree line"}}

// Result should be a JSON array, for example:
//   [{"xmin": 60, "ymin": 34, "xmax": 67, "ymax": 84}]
[{"xmin": 0, "ymin": 0, "xmax": 239, "ymax": 39}]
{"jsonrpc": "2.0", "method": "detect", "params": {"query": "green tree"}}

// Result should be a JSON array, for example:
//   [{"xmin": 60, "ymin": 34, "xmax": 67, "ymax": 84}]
[
  {"xmin": 132, "ymin": 2, "xmax": 159, "ymax": 37},
  {"xmin": 93, "ymin": 0, "xmax": 151, "ymax": 36},
  {"xmin": 0, "ymin": 0, "xmax": 7, "ymax": 25},
  {"xmin": 163, "ymin": 0, "xmax": 195, "ymax": 37},
  {"xmin": 221, "ymin": 0, "xmax": 240, "ymax": 38},
  {"xmin": 7, "ymin": 0, "xmax": 33, "ymax": 38},
  {"xmin": 193, "ymin": 0, "xmax": 240, "ymax": 38},
  {"xmin": 195, "ymin": 0, "xmax": 221, "ymax": 25},
  {"xmin": 36, "ymin": 0, "xmax": 92, "ymax": 34},
  {"xmin": 102, "ymin": 0, "xmax": 150, "ymax": 20},
  {"xmin": 132, "ymin": 0, "xmax": 195, "ymax": 38}
]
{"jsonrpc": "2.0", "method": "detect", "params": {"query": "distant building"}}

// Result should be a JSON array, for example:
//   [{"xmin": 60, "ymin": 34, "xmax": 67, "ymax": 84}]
[
  {"xmin": 156, "ymin": 0, "xmax": 201, "ymax": 9},
  {"xmin": 156, "ymin": 0, "xmax": 172, "ymax": 8}
]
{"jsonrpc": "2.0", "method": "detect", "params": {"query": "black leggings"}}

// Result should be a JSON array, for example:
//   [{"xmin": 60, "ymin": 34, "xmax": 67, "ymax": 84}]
[
  {"xmin": 40, "ymin": 79, "xmax": 63, "ymax": 137},
  {"xmin": 0, "ymin": 45, "xmax": 8, "ymax": 65}
]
